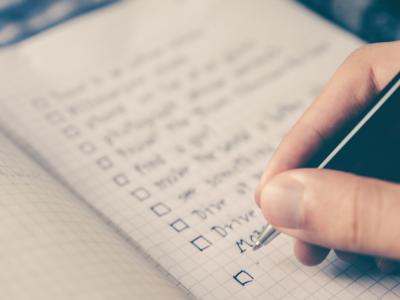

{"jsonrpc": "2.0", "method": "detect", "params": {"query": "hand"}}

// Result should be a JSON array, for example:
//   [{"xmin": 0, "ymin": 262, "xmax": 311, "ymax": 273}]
[{"xmin": 255, "ymin": 42, "xmax": 400, "ymax": 272}]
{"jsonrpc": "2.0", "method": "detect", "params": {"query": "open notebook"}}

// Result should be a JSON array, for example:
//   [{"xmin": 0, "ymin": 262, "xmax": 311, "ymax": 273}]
[{"xmin": 0, "ymin": 0, "xmax": 399, "ymax": 299}]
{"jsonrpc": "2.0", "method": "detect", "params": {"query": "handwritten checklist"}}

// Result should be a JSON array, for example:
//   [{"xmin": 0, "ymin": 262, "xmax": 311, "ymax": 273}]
[
  {"xmin": 233, "ymin": 270, "xmax": 254, "ymax": 286},
  {"xmin": 2, "ymin": 0, "xmax": 396, "ymax": 299}
]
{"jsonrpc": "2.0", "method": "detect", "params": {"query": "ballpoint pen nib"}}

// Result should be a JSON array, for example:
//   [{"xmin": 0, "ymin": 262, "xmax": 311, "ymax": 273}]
[
  {"xmin": 252, "ymin": 224, "xmax": 279, "ymax": 251},
  {"xmin": 252, "ymin": 240, "xmax": 263, "ymax": 251}
]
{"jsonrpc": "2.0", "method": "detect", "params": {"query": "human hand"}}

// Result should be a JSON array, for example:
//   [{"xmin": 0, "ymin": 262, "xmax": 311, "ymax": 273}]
[{"xmin": 255, "ymin": 42, "xmax": 400, "ymax": 272}]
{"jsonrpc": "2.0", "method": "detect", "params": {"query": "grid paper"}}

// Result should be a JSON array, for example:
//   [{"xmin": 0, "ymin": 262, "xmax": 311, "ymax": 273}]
[
  {"xmin": 0, "ymin": 114, "xmax": 186, "ymax": 299},
  {"xmin": 1, "ymin": 0, "xmax": 400, "ymax": 299}
]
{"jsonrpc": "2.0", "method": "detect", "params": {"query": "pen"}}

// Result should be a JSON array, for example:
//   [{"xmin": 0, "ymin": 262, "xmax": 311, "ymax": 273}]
[{"xmin": 254, "ymin": 72, "xmax": 400, "ymax": 251}]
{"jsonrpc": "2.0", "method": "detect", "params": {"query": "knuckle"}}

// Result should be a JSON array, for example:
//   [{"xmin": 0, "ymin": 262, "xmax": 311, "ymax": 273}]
[
  {"xmin": 346, "ymin": 179, "xmax": 364, "ymax": 250},
  {"xmin": 345, "ymin": 178, "xmax": 382, "ymax": 252},
  {"xmin": 298, "ymin": 188, "xmax": 319, "ymax": 232},
  {"xmin": 347, "ymin": 44, "xmax": 375, "ymax": 61},
  {"xmin": 344, "ymin": 46, "xmax": 365, "ymax": 64},
  {"xmin": 299, "ymin": 200, "xmax": 311, "ymax": 231},
  {"xmin": 342, "ymin": 44, "xmax": 379, "ymax": 70}
]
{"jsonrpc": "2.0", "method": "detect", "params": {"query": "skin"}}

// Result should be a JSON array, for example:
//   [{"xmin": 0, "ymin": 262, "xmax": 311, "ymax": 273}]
[{"xmin": 255, "ymin": 42, "xmax": 400, "ymax": 272}]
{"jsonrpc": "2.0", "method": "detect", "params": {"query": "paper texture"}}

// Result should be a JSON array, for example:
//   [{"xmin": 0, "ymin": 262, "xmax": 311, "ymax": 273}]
[{"xmin": 0, "ymin": 131, "xmax": 185, "ymax": 299}]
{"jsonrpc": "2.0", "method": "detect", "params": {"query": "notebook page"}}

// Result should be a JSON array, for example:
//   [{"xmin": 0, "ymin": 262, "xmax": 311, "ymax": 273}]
[
  {"xmin": 1, "ymin": 0, "xmax": 400, "ymax": 299},
  {"xmin": 0, "ymin": 124, "xmax": 186, "ymax": 298}
]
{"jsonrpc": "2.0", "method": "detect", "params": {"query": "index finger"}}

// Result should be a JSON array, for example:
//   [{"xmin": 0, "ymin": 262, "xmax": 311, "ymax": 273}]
[{"xmin": 255, "ymin": 42, "xmax": 400, "ymax": 205}]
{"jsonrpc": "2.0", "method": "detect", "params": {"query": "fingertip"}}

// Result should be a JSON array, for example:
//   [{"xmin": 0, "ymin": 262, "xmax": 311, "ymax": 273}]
[
  {"xmin": 255, "ymin": 169, "xmax": 273, "ymax": 207},
  {"xmin": 255, "ymin": 183, "xmax": 263, "ymax": 207},
  {"xmin": 294, "ymin": 239, "xmax": 330, "ymax": 266}
]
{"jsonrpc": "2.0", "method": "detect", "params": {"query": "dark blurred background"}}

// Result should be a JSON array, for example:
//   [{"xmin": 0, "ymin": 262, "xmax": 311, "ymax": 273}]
[
  {"xmin": 0, "ymin": 0, "xmax": 117, "ymax": 46},
  {"xmin": 298, "ymin": 0, "xmax": 400, "ymax": 42},
  {"xmin": 0, "ymin": 0, "xmax": 399, "ymax": 47}
]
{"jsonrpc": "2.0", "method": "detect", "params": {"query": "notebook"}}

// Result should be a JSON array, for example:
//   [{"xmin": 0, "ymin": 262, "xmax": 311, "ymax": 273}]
[{"xmin": 0, "ymin": 0, "xmax": 399, "ymax": 299}]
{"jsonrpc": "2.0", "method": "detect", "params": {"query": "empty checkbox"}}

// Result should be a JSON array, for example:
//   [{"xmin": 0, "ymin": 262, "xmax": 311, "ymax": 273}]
[
  {"xmin": 45, "ymin": 111, "xmax": 65, "ymax": 124},
  {"xmin": 113, "ymin": 174, "xmax": 130, "ymax": 187},
  {"xmin": 233, "ymin": 270, "xmax": 254, "ymax": 286},
  {"xmin": 31, "ymin": 97, "xmax": 49, "ymax": 110},
  {"xmin": 150, "ymin": 203, "xmax": 171, "ymax": 217},
  {"xmin": 110, "ymin": 68, "xmax": 123, "ymax": 78},
  {"xmin": 170, "ymin": 218, "xmax": 189, "ymax": 232},
  {"xmin": 79, "ymin": 142, "xmax": 96, "ymax": 154},
  {"xmin": 190, "ymin": 235, "xmax": 212, "ymax": 251},
  {"xmin": 96, "ymin": 156, "xmax": 113, "ymax": 170},
  {"xmin": 131, "ymin": 187, "xmax": 151, "ymax": 201},
  {"xmin": 62, "ymin": 125, "xmax": 80, "ymax": 139}
]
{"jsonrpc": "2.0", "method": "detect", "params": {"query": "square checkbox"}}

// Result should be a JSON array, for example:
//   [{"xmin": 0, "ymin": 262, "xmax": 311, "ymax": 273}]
[
  {"xmin": 45, "ymin": 111, "xmax": 65, "ymax": 124},
  {"xmin": 233, "ymin": 270, "xmax": 254, "ymax": 286},
  {"xmin": 62, "ymin": 125, "xmax": 80, "ymax": 139},
  {"xmin": 96, "ymin": 156, "xmax": 113, "ymax": 170},
  {"xmin": 130, "ymin": 187, "xmax": 151, "ymax": 201},
  {"xmin": 113, "ymin": 174, "xmax": 130, "ymax": 187},
  {"xmin": 150, "ymin": 203, "xmax": 171, "ymax": 217},
  {"xmin": 79, "ymin": 142, "xmax": 96, "ymax": 154},
  {"xmin": 190, "ymin": 235, "xmax": 212, "ymax": 251},
  {"xmin": 170, "ymin": 218, "xmax": 189, "ymax": 233},
  {"xmin": 31, "ymin": 97, "xmax": 49, "ymax": 110},
  {"xmin": 110, "ymin": 68, "xmax": 123, "ymax": 78}
]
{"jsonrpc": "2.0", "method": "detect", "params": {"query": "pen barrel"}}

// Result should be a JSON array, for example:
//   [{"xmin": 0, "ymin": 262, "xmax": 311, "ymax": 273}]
[{"xmin": 306, "ymin": 73, "xmax": 400, "ymax": 183}]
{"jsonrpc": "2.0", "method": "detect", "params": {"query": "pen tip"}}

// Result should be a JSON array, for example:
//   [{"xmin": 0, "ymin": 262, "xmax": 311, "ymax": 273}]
[
  {"xmin": 252, "ymin": 241, "xmax": 262, "ymax": 251},
  {"xmin": 252, "ymin": 225, "xmax": 280, "ymax": 251}
]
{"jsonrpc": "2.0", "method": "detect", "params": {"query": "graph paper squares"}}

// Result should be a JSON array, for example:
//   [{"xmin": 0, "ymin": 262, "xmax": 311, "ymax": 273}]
[
  {"xmin": 131, "ymin": 187, "xmax": 151, "ymax": 201},
  {"xmin": 150, "ymin": 203, "xmax": 171, "ymax": 217},
  {"xmin": 190, "ymin": 236, "xmax": 212, "ymax": 251},
  {"xmin": 79, "ymin": 142, "xmax": 96, "ymax": 154},
  {"xmin": 31, "ymin": 97, "xmax": 49, "ymax": 110},
  {"xmin": 62, "ymin": 126, "xmax": 80, "ymax": 139},
  {"xmin": 169, "ymin": 218, "xmax": 189, "ymax": 232},
  {"xmin": 9, "ymin": 8, "xmax": 400, "ymax": 299},
  {"xmin": 233, "ymin": 270, "xmax": 254, "ymax": 286},
  {"xmin": 113, "ymin": 174, "xmax": 130, "ymax": 187},
  {"xmin": 96, "ymin": 156, "xmax": 114, "ymax": 170},
  {"xmin": 45, "ymin": 111, "xmax": 65, "ymax": 124}
]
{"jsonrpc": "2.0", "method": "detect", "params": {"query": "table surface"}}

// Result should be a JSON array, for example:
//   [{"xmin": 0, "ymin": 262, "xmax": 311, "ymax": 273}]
[
  {"xmin": 0, "ymin": 0, "xmax": 117, "ymax": 47},
  {"xmin": 0, "ymin": 0, "xmax": 399, "ymax": 47}
]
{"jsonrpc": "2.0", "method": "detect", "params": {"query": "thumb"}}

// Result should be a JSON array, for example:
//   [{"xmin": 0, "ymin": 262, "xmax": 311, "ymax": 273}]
[{"xmin": 259, "ymin": 169, "xmax": 400, "ymax": 260}]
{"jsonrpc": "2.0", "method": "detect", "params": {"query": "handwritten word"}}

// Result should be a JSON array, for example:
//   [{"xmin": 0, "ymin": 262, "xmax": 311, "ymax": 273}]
[
  {"xmin": 191, "ymin": 199, "xmax": 225, "ymax": 220},
  {"xmin": 211, "ymin": 210, "xmax": 256, "ymax": 238},
  {"xmin": 154, "ymin": 166, "xmax": 189, "ymax": 190}
]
